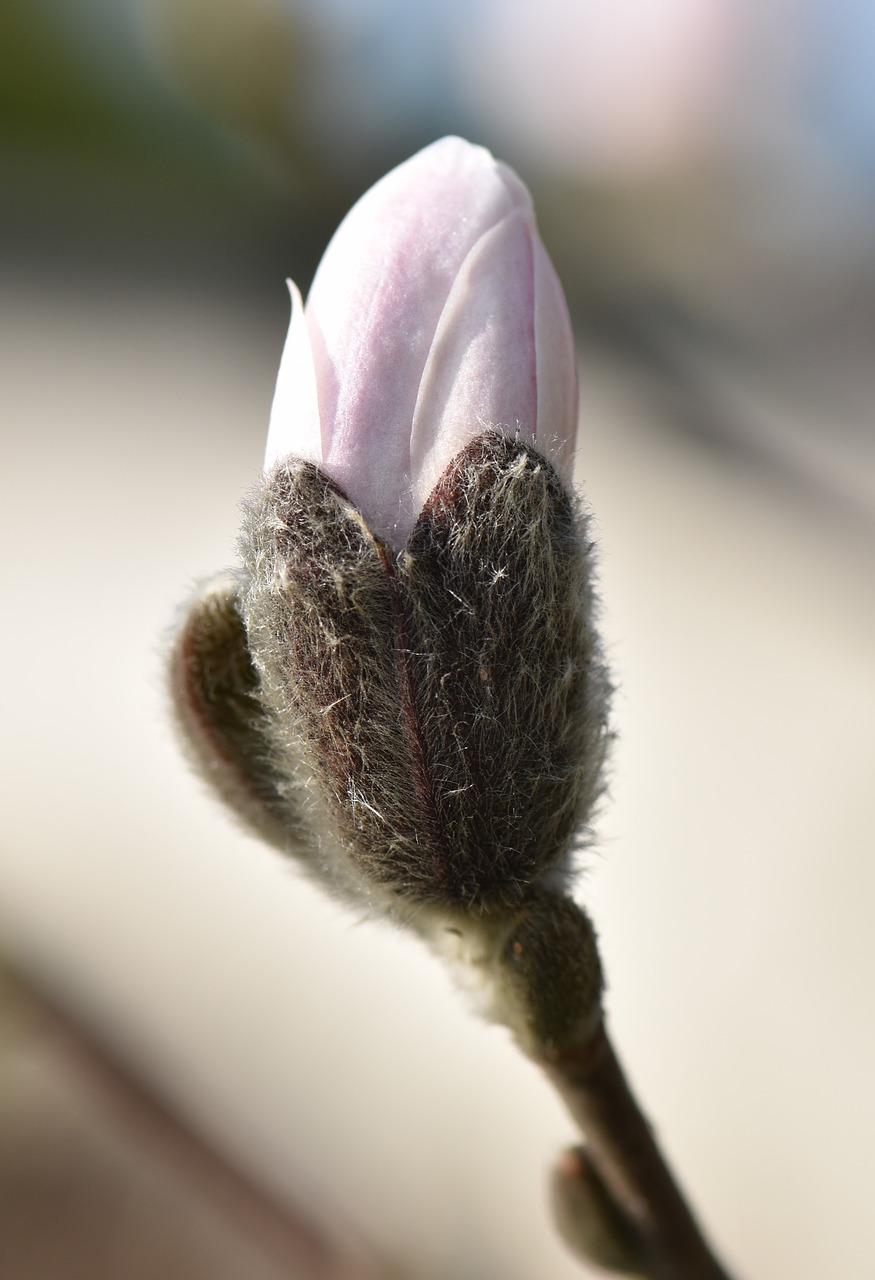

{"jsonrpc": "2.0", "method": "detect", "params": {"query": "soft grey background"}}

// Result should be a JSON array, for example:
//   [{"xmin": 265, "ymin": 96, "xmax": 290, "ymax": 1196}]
[{"xmin": 2, "ymin": 2, "xmax": 874, "ymax": 1276}]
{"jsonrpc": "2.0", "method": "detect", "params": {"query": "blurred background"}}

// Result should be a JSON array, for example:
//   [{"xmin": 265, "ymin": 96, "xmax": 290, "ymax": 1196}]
[{"xmin": 1, "ymin": 1, "xmax": 873, "ymax": 1277}]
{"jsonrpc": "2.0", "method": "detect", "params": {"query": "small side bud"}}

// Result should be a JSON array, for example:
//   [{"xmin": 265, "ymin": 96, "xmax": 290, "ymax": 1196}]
[
  {"xmin": 551, "ymin": 1146, "xmax": 649, "ymax": 1276},
  {"xmin": 490, "ymin": 891, "xmax": 603, "ymax": 1057},
  {"xmin": 167, "ymin": 574, "xmax": 312, "ymax": 860}
]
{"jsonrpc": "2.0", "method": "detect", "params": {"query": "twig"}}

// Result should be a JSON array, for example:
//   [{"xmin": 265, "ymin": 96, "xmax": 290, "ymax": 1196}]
[{"xmin": 543, "ymin": 1019, "xmax": 735, "ymax": 1280}]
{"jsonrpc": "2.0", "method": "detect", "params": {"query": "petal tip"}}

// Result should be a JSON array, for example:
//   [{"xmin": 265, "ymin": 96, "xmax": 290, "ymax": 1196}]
[{"xmin": 264, "ymin": 279, "xmax": 322, "ymax": 473}]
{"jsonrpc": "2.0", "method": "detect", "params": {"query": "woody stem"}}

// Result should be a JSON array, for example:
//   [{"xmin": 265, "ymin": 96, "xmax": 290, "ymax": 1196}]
[{"xmin": 540, "ymin": 1020, "xmax": 735, "ymax": 1280}]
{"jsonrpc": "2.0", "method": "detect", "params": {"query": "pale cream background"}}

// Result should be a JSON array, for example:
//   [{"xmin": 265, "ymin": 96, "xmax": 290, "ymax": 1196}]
[{"xmin": 1, "ymin": 266, "xmax": 873, "ymax": 1279}]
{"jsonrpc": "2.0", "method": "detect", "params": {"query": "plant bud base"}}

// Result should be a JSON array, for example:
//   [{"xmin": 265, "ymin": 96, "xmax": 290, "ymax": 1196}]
[
  {"xmin": 169, "ymin": 431, "xmax": 735, "ymax": 1280},
  {"xmin": 240, "ymin": 430, "xmax": 610, "ymax": 913}
]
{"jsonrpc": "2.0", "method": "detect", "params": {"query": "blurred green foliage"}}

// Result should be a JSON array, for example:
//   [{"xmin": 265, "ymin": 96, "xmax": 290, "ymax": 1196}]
[
  {"xmin": 1, "ymin": 1, "xmax": 171, "ymax": 158},
  {"xmin": 0, "ymin": 2, "xmax": 336, "ymax": 296}
]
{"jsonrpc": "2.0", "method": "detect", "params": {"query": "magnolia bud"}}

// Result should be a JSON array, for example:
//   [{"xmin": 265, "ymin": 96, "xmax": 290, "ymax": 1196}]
[{"xmin": 170, "ymin": 137, "xmax": 610, "ymax": 922}]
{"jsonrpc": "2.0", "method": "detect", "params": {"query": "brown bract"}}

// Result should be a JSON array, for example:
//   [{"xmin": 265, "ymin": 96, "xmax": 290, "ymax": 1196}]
[{"xmin": 238, "ymin": 429, "xmax": 610, "ymax": 913}]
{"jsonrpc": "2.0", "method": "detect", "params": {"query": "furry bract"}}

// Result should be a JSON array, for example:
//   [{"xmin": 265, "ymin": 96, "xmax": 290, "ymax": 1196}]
[{"xmin": 169, "ymin": 137, "xmax": 610, "ymax": 925}]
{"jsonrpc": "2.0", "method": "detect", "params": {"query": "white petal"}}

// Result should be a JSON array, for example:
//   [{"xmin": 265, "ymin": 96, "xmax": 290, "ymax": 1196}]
[
  {"xmin": 264, "ymin": 280, "xmax": 322, "ymax": 471},
  {"xmin": 533, "ymin": 237, "xmax": 578, "ymax": 483}
]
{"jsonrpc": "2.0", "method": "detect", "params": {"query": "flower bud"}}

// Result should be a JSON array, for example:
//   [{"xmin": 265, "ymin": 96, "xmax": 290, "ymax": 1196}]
[{"xmin": 171, "ymin": 138, "xmax": 610, "ymax": 919}]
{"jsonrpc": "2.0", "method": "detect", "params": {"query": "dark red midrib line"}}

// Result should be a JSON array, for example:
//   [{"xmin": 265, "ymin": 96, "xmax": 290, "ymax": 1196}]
[{"xmin": 377, "ymin": 542, "xmax": 458, "ymax": 898}]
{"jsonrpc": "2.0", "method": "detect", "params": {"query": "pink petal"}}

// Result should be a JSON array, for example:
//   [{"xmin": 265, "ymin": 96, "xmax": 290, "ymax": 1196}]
[
  {"xmin": 410, "ymin": 207, "xmax": 538, "ymax": 520},
  {"xmin": 306, "ymin": 137, "xmax": 531, "ymax": 544}
]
